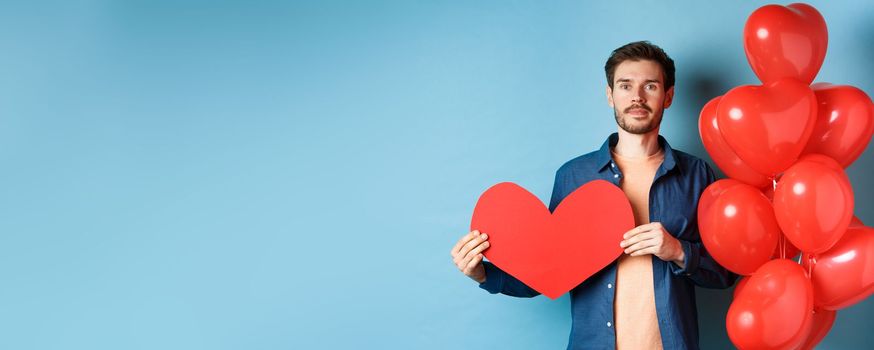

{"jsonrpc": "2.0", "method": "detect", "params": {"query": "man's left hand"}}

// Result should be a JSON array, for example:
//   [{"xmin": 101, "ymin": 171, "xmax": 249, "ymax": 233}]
[{"xmin": 619, "ymin": 222, "xmax": 685, "ymax": 268}]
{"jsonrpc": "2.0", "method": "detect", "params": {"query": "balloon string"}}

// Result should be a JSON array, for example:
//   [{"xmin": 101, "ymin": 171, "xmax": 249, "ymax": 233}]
[
  {"xmin": 781, "ymin": 235, "xmax": 786, "ymax": 260},
  {"xmin": 772, "ymin": 178, "xmax": 785, "ymax": 260},
  {"xmin": 807, "ymin": 254, "xmax": 816, "ymax": 278}
]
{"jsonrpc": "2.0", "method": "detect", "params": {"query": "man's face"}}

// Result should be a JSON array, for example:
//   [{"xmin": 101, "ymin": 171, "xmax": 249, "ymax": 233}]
[{"xmin": 606, "ymin": 59, "xmax": 674, "ymax": 135}]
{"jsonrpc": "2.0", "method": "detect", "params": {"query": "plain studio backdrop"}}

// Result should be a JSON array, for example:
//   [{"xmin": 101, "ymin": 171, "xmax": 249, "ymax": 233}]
[{"xmin": 0, "ymin": 0, "xmax": 871, "ymax": 349}]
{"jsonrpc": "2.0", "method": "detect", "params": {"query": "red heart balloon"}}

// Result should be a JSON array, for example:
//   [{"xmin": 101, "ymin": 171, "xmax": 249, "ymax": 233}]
[
  {"xmin": 774, "ymin": 156, "xmax": 854, "ymax": 254},
  {"xmin": 803, "ymin": 226, "xmax": 874, "ymax": 310},
  {"xmin": 699, "ymin": 96, "xmax": 770, "ymax": 187},
  {"xmin": 798, "ymin": 308, "xmax": 836, "ymax": 350},
  {"xmin": 698, "ymin": 179, "xmax": 736, "ymax": 218},
  {"xmin": 744, "ymin": 3, "xmax": 828, "ymax": 85},
  {"xmin": 699, "ymin": 179, "xmax": 780, "ymax": 275},
  {"xmin": 470, "ymin": 180, "xmax": 634, "ymax": 299},
  {"xmin": 802, "ymin": 83, "xmax": 874, "ymax": 168},
  {"xmin": 797, "ymin": 153, "xmax": 849, "ymax": 181},
  {"xmin": 727, "ymin": 259, "xmax": 814, "ymax": 350},
  {"xmin": 850, "ymin": 216, "xmax": 865, "ymax": 228},
  {"xmin": 717, "ymin": 78, "xmax": 817, "ymax": 176},
  {"xmin": 733, "ymin": 276, "xmax": 749, "ymax": 299}
]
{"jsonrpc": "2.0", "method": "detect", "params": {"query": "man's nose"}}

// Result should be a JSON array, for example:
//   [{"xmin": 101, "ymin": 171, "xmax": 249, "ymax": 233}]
[{"xmin": 631, "ymin": 93, "xmax": 645, "ymax": 104}]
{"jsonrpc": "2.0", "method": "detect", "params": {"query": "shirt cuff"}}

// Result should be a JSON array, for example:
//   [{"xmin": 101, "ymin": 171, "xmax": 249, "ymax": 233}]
[
  {"xmin": 478, "ymin": 261, "xmax": 503, "ymax": 294},
  {"xmin": 670, "ymin": 239, "xmax": 700, "ymax": 277}
]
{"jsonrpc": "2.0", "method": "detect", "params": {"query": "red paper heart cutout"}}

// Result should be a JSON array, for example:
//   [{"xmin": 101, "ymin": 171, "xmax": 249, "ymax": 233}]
[
  {"xmin": 744, "ymin": 3, "xmax": 828, "ymax": 85},
  {"xmin": 717, "ymin": 78, "xmax": 817, "ymax": 176},
  {"xmin": 470, "ymin": 180, "xmax": 634, "ymax": 299}
]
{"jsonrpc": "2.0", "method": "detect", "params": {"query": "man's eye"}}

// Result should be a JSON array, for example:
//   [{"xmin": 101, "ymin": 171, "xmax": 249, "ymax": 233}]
[
  {"xmin": 620, "ymin": 84, "xmax": 630, "ymax": 89},
  {"xmin": 646, "ymin": 84, "xmax": 657, "ymax": 90}
]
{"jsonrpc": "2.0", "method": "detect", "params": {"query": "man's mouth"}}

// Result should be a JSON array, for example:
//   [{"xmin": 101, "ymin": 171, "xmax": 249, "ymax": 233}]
[{"xmin": 624, "ymin": 104, "xmax": 652, "ymax": 116}]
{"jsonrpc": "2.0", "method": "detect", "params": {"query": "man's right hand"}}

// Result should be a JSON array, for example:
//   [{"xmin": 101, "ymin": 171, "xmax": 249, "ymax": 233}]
[{"xmin": 450, "ymin": 230, "xmax": 490, "ymax": 284}]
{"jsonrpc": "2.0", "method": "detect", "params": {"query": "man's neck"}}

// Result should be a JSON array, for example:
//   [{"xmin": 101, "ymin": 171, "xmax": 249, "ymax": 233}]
[{"xmin": 613, "ymin": 128, "xmax": 662, "ymax": 158}]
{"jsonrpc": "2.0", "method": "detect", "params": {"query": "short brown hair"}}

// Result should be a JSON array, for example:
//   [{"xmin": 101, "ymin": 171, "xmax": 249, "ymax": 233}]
[{"xmin": 605, "ymin": 41, "xmax": 675, "ymax": 90}]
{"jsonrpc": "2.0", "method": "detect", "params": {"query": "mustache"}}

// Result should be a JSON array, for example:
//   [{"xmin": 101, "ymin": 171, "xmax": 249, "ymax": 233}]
[{"xmin": 624, "ymin": 104, "xmax": 652, "ymax": 113}]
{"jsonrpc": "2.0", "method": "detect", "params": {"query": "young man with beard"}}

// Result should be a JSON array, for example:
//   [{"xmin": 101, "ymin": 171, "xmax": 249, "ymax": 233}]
[{"xmin": 450, "ymin": 41, "xmax": 737, "ymax": 350}]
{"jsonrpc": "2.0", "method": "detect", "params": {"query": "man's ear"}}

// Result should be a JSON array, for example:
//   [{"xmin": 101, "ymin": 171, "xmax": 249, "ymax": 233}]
[
  {"xmin": 663, "ymin": 86, "xmax": 675, "ymax": 109},
  {"xmin": 606, "ymin": 85, "xmax": 614, "ymax": 108}
]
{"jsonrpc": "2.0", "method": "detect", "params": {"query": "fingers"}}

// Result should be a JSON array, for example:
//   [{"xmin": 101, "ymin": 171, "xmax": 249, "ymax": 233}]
[
  {"xmin": 453, "ymin": 231, "xmax": 489, "ymax": 269},
  {"xmin": 464, "ymin": 239, "xmax": 490, "ymax": 262},
  {"xmin": 623, "ymin": 237, "xmax": 656, "ymax": 255},
  {"xmin": 619, "ymin": 222, "xmax": 674, "ymax": 258},
  {"xmin": 463, "ymin": 253, "xmax": 484, "ymax": 275},
  {"xmin": 622, "ymin": 222, "xmax": 660, "ymax": 240},
  {"xmin": 451, "ymin": 230, "xmax": 479, "ymax": 257},
  {"xmin": 622, "ymin": 225, "xmax": 645, "ymax": 240},
  {"xmin": 630, "ymin": 246, "xmax": 659, "ymax": 257},
  {"xmin": 458, "ymin": 232, "xmax": 488, "ymax": 260},
  {"xmin": 455, "ymin": 240, "xmax": 488, "ymax": 273},
  {"xmin": 620, "ymin": 228, "xmax": 658, "ymax": 248},
  {"xmin": 622, "ymin": 227, "xmax": 666, "ymax": 255}
]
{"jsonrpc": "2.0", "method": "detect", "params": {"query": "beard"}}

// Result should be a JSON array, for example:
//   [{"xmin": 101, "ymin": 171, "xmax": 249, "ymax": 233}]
[{"xmin": 614, "ymin": 104, "xmax": 663, "ymax": 135}]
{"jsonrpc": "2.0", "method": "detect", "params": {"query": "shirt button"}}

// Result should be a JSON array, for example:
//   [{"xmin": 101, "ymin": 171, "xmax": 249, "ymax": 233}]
[
  {"xmin": 613, "ymin": 174, "xmax": 619, "ymax": 178},
  {"xmin": 611, "ymin": 163, "xmax": 616, "ymax": 168},
  {"xmin": 607, "ymin": 283, "xmax": 613, "ymax": 289},
  {"xmin": 607, "ymin": 322, "xmax": 612, "ymax": 327}
]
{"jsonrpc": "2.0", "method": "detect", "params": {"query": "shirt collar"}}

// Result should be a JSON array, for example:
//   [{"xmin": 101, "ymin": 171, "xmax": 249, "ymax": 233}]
[{"xmin": 596, "ymin": 132, "xmax": 680, "ymax": 174}]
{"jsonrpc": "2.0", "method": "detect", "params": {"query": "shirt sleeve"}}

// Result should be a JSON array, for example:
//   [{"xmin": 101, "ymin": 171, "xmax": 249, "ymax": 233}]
[
  {"xmin": 668, "ymin": 161, "xmax": 739, "ymax": 289},
  {"xmin": 478, "ymin": 261, "xmax": 541, "ymax": 297}
]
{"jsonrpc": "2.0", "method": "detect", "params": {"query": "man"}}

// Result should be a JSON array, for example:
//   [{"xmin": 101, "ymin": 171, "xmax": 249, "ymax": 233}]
[{"xmin": 450, "ymin": 41, "xmax": 737, "ymax": 350}]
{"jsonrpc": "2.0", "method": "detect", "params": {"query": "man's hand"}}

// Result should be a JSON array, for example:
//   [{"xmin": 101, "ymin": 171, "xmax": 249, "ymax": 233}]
[
  {"xmin": 451, "ymin": 230, "xmax": 490, "ymax": 284},
  {"xmin": 619, "ymin": 222, "xmax": 685, "ymax": 268}
]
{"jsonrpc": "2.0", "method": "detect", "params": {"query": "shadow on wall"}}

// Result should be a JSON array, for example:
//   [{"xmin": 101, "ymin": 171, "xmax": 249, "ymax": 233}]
[
  {"xmin": 677, "ymin": 46, "xmax": 739, "ymax": 349},
  {"xmin": 674, "ymin": 50, "xmax": 737, "ymax": 179},
  {"xmin": 685, "ymin": 70, "xmax": 729, "ymax": 166},
  {"xmin": 685, "ymin": 68, "xmax": 737, "ymax": 350},
  {"xmin": 846, "ymin": 8, "xmax": 874, "ymax": 226}
]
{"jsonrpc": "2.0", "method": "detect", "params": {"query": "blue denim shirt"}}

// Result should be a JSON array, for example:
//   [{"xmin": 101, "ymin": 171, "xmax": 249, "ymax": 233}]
[{"xmin": 478, "ymin": 133, "xmax": 737, "ymax": 350}]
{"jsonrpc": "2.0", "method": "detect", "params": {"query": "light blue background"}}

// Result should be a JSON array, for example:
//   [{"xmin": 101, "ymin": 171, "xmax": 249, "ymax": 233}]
[{"xmin": 0, "ymin": 0, "xmax": 872, "ymax": 349}]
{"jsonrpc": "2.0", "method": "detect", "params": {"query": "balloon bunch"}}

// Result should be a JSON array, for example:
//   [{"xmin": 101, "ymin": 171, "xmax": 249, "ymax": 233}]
[{"xmin": 696, "ymin": 3, "xmax": 874, "ymax": 350}]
